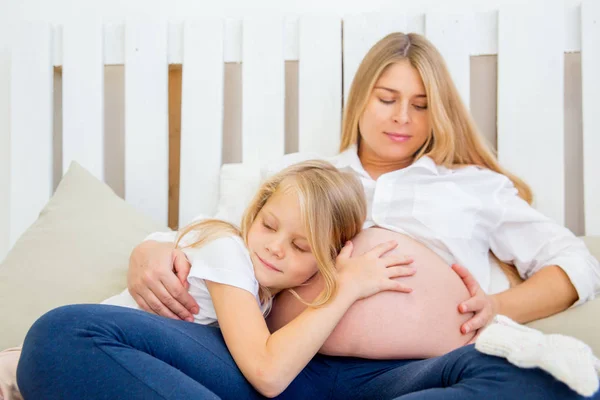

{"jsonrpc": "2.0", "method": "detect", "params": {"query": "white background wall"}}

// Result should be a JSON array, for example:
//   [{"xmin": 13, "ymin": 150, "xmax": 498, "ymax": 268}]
[{"xmin": 0, "ymin": 0, "xmax": 586, "ymax": 259}]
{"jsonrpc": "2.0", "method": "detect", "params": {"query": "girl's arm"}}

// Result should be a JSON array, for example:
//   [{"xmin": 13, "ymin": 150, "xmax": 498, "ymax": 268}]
[{"xmin": 207, "ymin": 241, "xmax": 414, "ymax": 398}]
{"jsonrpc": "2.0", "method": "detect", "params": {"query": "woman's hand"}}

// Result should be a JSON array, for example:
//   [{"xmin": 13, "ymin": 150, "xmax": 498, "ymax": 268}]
[
  {"xmin": 452, "ymin": 264, "xmax": 498, "ymax": 342},
  {"xmin": 336, "ymin": 240, "xmax": 416, "ymax": 300},
  {"xmin": 127, "ymin": 240, "xmax": 199, "ymax": 321}
]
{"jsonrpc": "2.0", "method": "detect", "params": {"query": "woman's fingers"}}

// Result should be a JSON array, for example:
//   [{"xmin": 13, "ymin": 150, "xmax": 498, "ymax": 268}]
[
  {"xmin": 466, "ymin": 330, "xmax": 482, "ymax": 345},
  {"xmin": 131, "ymin": 286, "xmax": 180, "ymax": 320},
  {"xmin": 459, "ymin": 295, "xmax": 485, "ymax": 314},
  {"xmin": 452, "ymin": 264, "xmax": 479, "ymax": 297},
  {"xmin": 172, "ymin": 249, "xmax": 192, "ymax": 290},
  {"xmin": 461, "ymin": 310, "xmax": 490, "ymax": 334},
  {"xmin": 159, "ymin": 273, "xmax": 200, "ymax": 319}
]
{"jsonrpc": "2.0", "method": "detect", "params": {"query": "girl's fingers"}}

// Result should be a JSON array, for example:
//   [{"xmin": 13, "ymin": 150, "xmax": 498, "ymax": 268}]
[
  {"xmin": 385, "ymin": 280, "xmax": 413, "ymax": 293},
  {"xmin": 386, "ymin": 266, "xmax": 416, "ymax": 278},
  {"xmin": 368, "ymin": 240, "xmax": 398, "ymax": 257},
  {"xmin": 383, "ymin": 255, "xmax": 414, "ymax": 267},
  {"xmin": 337, "ymin": 241, "xmax": 354, "ymax": 260}
]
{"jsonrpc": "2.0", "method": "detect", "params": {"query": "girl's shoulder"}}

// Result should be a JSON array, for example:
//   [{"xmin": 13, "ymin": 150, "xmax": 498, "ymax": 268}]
[{"xmin": 183, "ymin": 234, "xmax": 247, "ymax": 257}]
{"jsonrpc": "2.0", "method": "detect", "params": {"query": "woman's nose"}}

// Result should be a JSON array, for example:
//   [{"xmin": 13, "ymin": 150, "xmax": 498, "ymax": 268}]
[{"xmin": 393, "ymin": 104, "xmax": 410, "ymax": 124}]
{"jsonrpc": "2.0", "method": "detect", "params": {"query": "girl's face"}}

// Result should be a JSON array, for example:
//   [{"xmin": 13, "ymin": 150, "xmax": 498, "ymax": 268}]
[
  {"xmin": 247, "ymin": 189, "xmax": 319, "ymax": 292},
  {"xmin": 358, "ymin": 60, "xmax": 431, "ymax": 169}
]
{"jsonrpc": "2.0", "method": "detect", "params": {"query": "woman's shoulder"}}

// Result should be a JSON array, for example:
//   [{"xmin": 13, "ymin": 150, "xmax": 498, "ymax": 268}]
[
  {"xmin": 450, "ymin": 164, "xmax": 515, "ymax": 189},
  {"xmin": 439, "ymin": 164, "xmax": 520, "ymax": 206}
]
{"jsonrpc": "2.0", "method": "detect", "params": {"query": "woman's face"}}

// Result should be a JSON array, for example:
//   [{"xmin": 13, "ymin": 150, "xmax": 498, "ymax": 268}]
[{"xmin": 358, "ymin": 60, "xmax": 431, "ymax": 169}]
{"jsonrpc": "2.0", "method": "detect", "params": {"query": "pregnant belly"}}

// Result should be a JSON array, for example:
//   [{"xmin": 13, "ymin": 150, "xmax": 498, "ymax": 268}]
[{"xmin": 267, "ymin": 227, "xmax": 476, "ymax": 359}]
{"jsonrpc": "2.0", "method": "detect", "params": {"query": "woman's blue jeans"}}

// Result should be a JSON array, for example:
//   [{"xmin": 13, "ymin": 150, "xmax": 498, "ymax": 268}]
[{"xmin": 17, "ymin": 304, "xmax": 598, "ymax": 399}]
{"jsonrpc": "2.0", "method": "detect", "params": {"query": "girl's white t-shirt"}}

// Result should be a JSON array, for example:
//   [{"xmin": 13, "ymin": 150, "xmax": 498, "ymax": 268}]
[{"xmin": 103, "ymin": 234, "xmax": 272, "ymax": 325}]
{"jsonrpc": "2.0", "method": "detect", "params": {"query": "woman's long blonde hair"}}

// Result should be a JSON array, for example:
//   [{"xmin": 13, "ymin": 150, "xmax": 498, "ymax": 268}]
[
  {"xmin": 175, "ymin": 160, "xmax": 367, "ymax": 306},
  {"xmin": 340, "ymin": 32, "xmax": 532, "ymax": 204}
]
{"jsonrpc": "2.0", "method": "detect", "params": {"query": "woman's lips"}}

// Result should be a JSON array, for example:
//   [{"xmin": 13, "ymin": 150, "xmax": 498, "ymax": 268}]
[
  {"xmin": 256, "ymin": 253, "xmax": 282, "ymax": 273},
  {"xmin": 384, "ymin": 132, "xmax": 412, "ymax": 142}
]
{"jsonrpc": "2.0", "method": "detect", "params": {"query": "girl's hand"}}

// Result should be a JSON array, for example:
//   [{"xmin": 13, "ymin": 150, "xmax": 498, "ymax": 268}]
[
  {"xmin": 452, "ymin": 264, "xmax": 498, "ymax": 342},
  {"xmin": 336, "ymin": 240, "xmax": 415, "ymax": 300}
]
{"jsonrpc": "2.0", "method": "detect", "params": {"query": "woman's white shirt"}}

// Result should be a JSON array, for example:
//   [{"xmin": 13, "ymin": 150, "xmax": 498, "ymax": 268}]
[{"xmin": 261, "ymin": 146, "xmax": 600, "ymax": 305}]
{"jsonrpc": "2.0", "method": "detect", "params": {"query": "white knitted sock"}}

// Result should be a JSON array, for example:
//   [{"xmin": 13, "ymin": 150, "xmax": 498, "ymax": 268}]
[{"xmin": 475, "ymin": 315, "xmax": 600, "ymax": 397}]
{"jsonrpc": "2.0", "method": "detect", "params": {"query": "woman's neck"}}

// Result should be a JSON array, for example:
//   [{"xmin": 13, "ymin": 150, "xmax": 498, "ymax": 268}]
[{"xmin": 358, "ymin": 146, "xmax": 413, "ymax": 180}]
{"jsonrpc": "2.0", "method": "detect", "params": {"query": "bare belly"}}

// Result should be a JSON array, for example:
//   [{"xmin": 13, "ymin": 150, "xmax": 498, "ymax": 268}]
[{"xmin": 267, "ymin": 227, "xmax": 476, "ymax": 359}]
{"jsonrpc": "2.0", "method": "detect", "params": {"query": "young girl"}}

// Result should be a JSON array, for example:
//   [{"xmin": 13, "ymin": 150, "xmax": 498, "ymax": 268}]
[{"xmin": 103, "ymin": 159, "xmax": 416, "ymax": 397}]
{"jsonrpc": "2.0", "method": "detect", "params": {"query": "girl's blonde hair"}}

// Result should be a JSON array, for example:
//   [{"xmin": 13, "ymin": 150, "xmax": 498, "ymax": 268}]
[
  {"xmin": 340, "ymin": 32, "xmax": 532, "ymax": 204},
  {"xmin": 175, "ymin": 160, "xmax": 367, "ymax": 307}
]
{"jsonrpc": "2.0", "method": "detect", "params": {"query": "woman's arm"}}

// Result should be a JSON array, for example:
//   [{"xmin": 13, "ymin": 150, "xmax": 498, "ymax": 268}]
[
  {"xmin": 488, "ymin": 185, "xmax": 599, "ymax": 307},
  {"xmin": 456, "ymin": 264, "xmax": 579, "ymax": 336},
  {"xmin": 457, "ymin": 177, "xmax": 600, "ymax": 333},
  {"xmin": 127, "ymin": 239, "xmax": 198, "ymax": 321},
  {"xmin": 493, "ymin": 265, "xmax": 578, "ymax": 323},
  {"xmin": 208, "ymin": 241, "xmax": 414, "ymax": 397}
]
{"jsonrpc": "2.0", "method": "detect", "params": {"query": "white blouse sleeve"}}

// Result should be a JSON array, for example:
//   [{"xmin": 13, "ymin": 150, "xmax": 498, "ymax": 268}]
[{"xmin": 488, "ymin": 179, "xmax": 600, "ymax": 306}]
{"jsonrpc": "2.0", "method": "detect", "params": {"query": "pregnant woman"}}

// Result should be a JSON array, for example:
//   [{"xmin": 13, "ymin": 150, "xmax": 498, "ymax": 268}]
[{"xmin": 16, "ymin": 32, "xmax": 600, "ymax": 399}]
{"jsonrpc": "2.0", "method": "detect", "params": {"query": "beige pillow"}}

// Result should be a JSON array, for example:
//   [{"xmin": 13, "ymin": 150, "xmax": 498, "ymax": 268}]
[
  {"xmin": 0, "ymin": 162, "xmax": 166, "ymax": 349},
  {"xmin": 527, "ymin": 236, "xmax": 600, "ymax": 354}
]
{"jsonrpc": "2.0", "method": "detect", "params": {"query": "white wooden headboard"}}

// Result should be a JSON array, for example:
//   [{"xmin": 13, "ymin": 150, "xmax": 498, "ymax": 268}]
[{"xmin": 2, "ymin": 1, "xmax": 599, "ymax": 262}]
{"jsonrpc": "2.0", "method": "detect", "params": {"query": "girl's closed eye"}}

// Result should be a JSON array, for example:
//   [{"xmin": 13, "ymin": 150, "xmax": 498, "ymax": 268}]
[
  {"xmin": 379, "ymin": 98, "xmax": 395, "ymax": 105},
  {"xmin": 292, "ymin": 242, "xmax": 309, "ymax": 253},
  {"xmin": 414, "ymin": 104, "xmax": 428, "ymax": 110}
]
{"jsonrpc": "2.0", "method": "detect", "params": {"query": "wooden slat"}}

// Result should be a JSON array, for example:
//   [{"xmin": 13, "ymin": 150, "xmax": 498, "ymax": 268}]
[
  {"xmin": 298, "ymin": 16, "xmax": 341, "ymax": 157},
  {"xmin": 62, "ymin": 20, "xmax": 104, "ymax": 180},
  {"xmin": 124, "ymin": 21, "xmax": 169, "ymax": 225},
  {"xmin": 425, "ymin": 13, "xmax": 473, "ymax": 107},
  {"xmin": 179, "ymin": 19, "xmax": 224, "ymax": 226},
  {"xmin": 343, "ymin": 14, "xmax": 408, "ymax": 102},
  {"xmin": 497, "ymin": 5, "xmax": 565, "ymax": 225},
  {"xmin": 242, "ymin": 18, "xmax": 284, "ymax": 164},
  {"xmin": 582, "ymin": 0, "xmax": 600, "ymax": 235},
  {"xmin": 9, "ymin": 23, "xmax": 54, "ymax": 246},
  {"xmin": 168, "ymin": 66, "xmax": 182, "ymax": 230}
]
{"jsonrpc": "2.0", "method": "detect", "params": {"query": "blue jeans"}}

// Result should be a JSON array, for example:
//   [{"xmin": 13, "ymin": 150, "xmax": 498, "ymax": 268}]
[{"xmin": 17, "ymin": 304, "xmax": 598, "ymax": 399}]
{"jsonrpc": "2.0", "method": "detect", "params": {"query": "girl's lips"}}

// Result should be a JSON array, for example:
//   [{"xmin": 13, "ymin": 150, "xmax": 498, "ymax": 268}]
[
  {"xmin": 256, "ymin": 253, "xmax": 282, "ymax": 273},
  {"xmin": 384, "ymin": 132, "xmax": 412, "ymax": 142}
]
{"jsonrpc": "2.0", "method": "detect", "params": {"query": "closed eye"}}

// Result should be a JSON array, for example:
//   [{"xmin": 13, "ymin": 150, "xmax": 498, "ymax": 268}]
[
  {"xmin": 292, "ymin": 242, "xmax": 308, "ymax": 253},
  {"xmin": 379, "ymin": 98, "xmax": 395, "ymax": 105},
  {"xmin": 414, "ymin": 104, "xmax": 428, "ymax": 110},
  {"xmin": 262, "ymin": 222, "xmax": 275, "ymax": 231}
]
